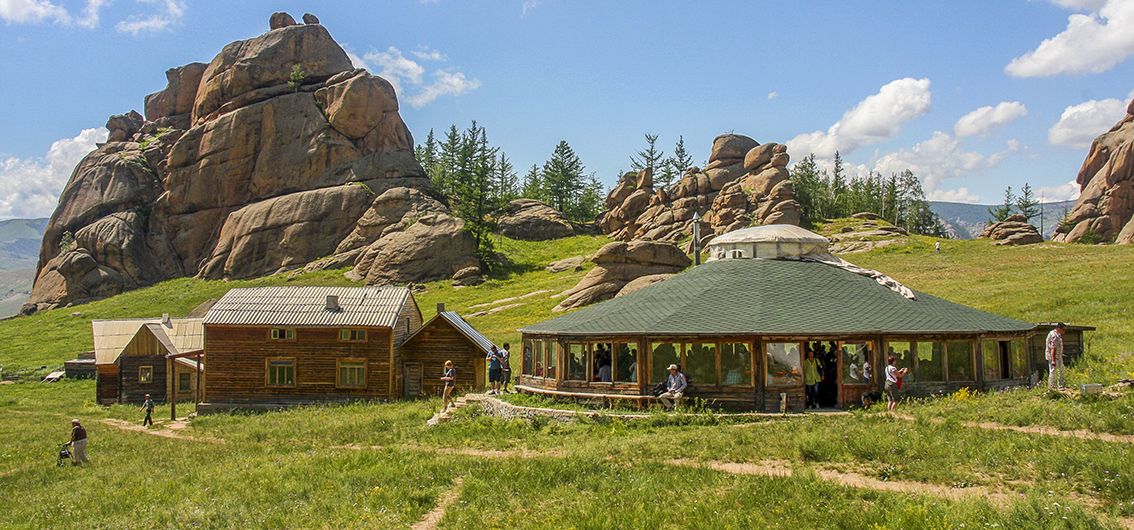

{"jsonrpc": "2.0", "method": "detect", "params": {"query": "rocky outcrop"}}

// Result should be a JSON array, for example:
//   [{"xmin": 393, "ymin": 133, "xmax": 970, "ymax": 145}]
[
  {"xmin": 980, "ymin": 214, "xmax": 1043, "ymax": 246},
  {"xmin": 825, "ymin": 216, "xmax": 910, "ymax": 254},
  {"xmin": 615, "ymin": 273, "xmax": 674, "ymax": 298},
  {"xmin": 1052, "ymin": 98, "xmax": 1134, "ymax": 244},
  {"xmin": 25, "ymin": 13, "xmax": 477, "ymax": 313},
  {"xmin": 598, "ymin": 134, "xmax": 801, "ymax": 243},
  {"xmin": 497, "ymin": 199, "xmax": 577, "ymax": 240},
  {"xmin": 554, "ymin": 240, "xmax": 690, "ymax": 311},
  {"xmin": 546, "ymin": 256, "xmax": 585, "ymax": 273}
]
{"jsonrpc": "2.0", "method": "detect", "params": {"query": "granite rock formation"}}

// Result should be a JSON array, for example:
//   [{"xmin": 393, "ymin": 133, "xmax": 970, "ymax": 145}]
[
  {"xmin": 497, "ymin": 199, "xmax": 577, "ymax": 240},
  {"xmin": 1052, "ymin": 97, "xmax": 1134, "ymax": 244},
  {"xmin": 980, "ymin": 214, "xmax": 1043, "ymax": 246},
  {"xmin": 599, "ymin": 134, "xmax": 800, "ymax": 244},
  {"xmin": 554, "ymin": 240, "xmax": 690, "ymax": 311},
  {"xmin": 26, "ymin": 13, "xmax": 477, "ymax": 313}
]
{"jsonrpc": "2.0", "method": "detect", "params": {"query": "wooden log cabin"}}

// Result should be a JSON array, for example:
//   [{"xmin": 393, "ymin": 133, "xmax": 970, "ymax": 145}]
[
  {"xmin": 401, "ymin": 305, "xmax": 494, "ymax": 398},
  {"xmin": 90, "ymin": 316, "xmax": 204, "ymax": 404},
  {"xmin": 518, "ymin": 225, "xmax": 1046, "ymax": 412},
  {"xmin": 198, "ymin": 286, "xmax": 491, "ymax": 412}
]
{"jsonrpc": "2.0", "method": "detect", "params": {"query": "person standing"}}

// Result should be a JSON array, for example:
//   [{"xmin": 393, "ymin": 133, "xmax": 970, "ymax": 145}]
[
  {"xmin": 803, "ymin": 349, "xmax": 821, "ymax": 409},
  {"xmin": 487, "ymin": 345, "xmax": 503, "ymax": 395},
  {"xmin": 935, "ymin": 241, "xmax": 941, "ymax": 254},
  {"xmin": 141, "ymin": 394, "xmax": 155, "ymax": 427},
  {"xmin": 68, "ymin": 419, "xmax": 88, "ymax": 465},
  {"xmin": 1046, "ymin": 323, "xmax": 1066, "ymax": 389},
  {"xmin": 499, "ymin": 343, "xmax": 512, "ymax": 394},
  {"xmin": 884, "ymin": 356, "xmax": 908, "ymax": 412},
  {"xmin": 441, "ymin": 360, "xmax": 456, "ymax": 411},
  {"xmin": 657, "ymin": 364, "xmax": 687, "ymax": 410}
]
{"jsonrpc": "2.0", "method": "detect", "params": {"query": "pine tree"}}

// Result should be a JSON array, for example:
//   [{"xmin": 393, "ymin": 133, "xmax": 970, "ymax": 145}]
[
  {"xmin": 542, "ymin": 140, "xmax": 587, "ymax": 221},
  {"xmin": 576, "ymin": 174, "xmax": 607, "ymax": 222},
  {"xmin": 448, "ymin": 122, "xmax": 499, "ymax": 260},
  {"xmin": 415, "ymin": 129, "xmax": 440, "ymax": 186},
  {"xmin": 520, "ymin": 164, "xmax": 544, "ymax": 201},
  {"xmin": 668, "ymin": 135, "xmax": 694, "ymax": 178},
  {"xmin": 434, "ymin": 125, "xmax": 463, "ymax": 197},
  {"xmin": 788, "ymin": 153, "xmax": 822, "ymax": 227},
  {"xmin": 829, "ymin": 151, "xmax": 847, "ymax": 219},
  {"xmin": 1015, "ymin": 183, "xmax": 1040, "ymax": 221},
  {"xmin": 988, "ymin": 186, "xmax": 1015, "ymax": 222},
  {"xmin": 495, "ymin": 153, "xmax": 518, "ymax": 203},
  {"xmin": 630, "ymin": 133, "xmax": 667, "ymax": 185}
]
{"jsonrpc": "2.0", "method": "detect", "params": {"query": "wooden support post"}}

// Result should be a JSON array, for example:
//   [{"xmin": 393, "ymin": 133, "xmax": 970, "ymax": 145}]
[
  {"xmin": 170, "ymin": 358, "xmax": 177, "ymax": 421},
  {"xmin": 196, "ymin": 352, "xmax": 202, "ymax": 408}
]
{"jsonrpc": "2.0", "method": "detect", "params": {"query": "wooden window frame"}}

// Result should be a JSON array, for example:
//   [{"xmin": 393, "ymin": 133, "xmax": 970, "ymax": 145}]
[
  {"xmin": 945, "ymin": 339, "xmax": 976, "ymax": 383},
  {"xmin": 338, "ymin": 328, "xmax": 368, "ymax": 343},
  {"xmin": 336, "ymin": 358, "xmax": 368, "ymax": 389},
  {"xmin": 565, "ymin": 342, "xmax": 589, "ymax": 382},
  {"xmin": 265, "ymin": 357, "xmax": 296, "ymax": 388},
  {"xmin": 138, "ymin": 365, "xmax": 154, "ymax": 384},
  {"xmin": 719, "ymin": 341, "xmax": 756, "ymax": 388},
  {"xmin": 763, "ymin": 340, "xmax": 804, "ymax": 388},
  {"xmin": 612, "ymin": 342, "xmax": 639, "ymax": 384},
  {"xmin": 178, "ymin": 372, "xmax": 192, "ymax": 393},
  {"xmin": 269, "ymin": 328, "xmax": 296, "ymax": 341}
]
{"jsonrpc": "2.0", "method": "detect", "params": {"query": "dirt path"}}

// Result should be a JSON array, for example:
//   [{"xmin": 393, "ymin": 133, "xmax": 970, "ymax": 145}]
[
  {"xmin": 893, "ymin": 413, "xmax": 1134, "ymax": 443},
  {"xmin": 411, "ymin": 477, "xmax": 464, "ymax": 530},
  {"xmin": 669, "ymin": 459, "xmax": 1017, "ymax": 504},
  {"xmin": 100, "ymin": 418, "xmax": 224, "ymax": 444},
  {"xmin": 467, "ymin": 290, "xmax": 550, "ymax": 310}
]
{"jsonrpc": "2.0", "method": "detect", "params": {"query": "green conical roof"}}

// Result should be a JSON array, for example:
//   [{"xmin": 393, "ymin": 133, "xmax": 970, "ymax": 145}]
[{"xmin": 521, "ymin": 258, "xmax": 1033, "ymax": 336}]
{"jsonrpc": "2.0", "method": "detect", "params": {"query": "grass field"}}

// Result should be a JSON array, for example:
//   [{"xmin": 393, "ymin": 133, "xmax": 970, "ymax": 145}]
[{"xmin": 2, "ymin": 228, "xmax": 1133, "ymax": 528}]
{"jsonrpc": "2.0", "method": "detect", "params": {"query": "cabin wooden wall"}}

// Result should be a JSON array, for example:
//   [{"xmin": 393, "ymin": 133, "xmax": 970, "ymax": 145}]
[
  {"xmin": 401, "ymin": 318, "xmax": 485, "ymax": 398},
  {"xmin": 204, "ymin": 325, "xmax": 393, "ymax": 404},
  {"xmin": 96, "ymin": 365, "xmax": 119, "ymax": 405},
  {"xmin": 119, "ymin": 354, "xmax": 168, "ymax": 403}
]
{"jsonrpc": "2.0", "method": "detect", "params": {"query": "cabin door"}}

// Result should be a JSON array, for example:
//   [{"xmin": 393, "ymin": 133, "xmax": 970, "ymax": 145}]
[
  {"xmin": 837, "ymin": 340, "xmax": 875, "ymax": 408},
  {"xmin": 404, "ymin": 362, "xmax": 423, "ymax": 397},
  {"xmin": 473, "ymin": 357, "xmax": 486, "ymax": 390}
]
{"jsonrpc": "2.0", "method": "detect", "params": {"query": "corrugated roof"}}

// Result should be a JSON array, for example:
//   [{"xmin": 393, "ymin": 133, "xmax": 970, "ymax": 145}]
[
  {"xmin": 202, "ymin": 286, "xmax": 411, "ymax": 328},
  {"xmin": 91, "ymin": 318, "xmax": 204, "ymax": 365},
  {"xmin": 520, "ymin": 258, "xmax": 1035, "ymax": 336}
]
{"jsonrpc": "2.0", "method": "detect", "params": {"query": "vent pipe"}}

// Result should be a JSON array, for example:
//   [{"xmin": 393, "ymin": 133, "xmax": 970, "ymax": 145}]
[
  {"xmin": 161, "ymin": 313, "xmax": 171, "ymax": 327},
  {"xmin": 325, "ymin": 295, "xmax": 340, "ymax": 312},
  {"xmin": 436, "ymin": 303, "xmax": 446, "ymax": 313}
]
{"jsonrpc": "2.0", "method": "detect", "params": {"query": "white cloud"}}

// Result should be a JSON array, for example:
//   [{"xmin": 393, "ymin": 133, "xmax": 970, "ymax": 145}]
[
  {"xmin": 407, "ymin": 70, "xmax": 482, "ymax": 108},
  {"xmin": 766, "ymin": 91, "xmax": 778, "ymax": 100},
  {"xmin": 872, "ymin": 132, "xmax": 1017, "ymax": 195},
  {"xmin": 349, "ymin": 45, "xmax": 480, "ymax": 107},
  {"xmin": 1051, "ymin": 0, "xmax": 1107, "ymax": 9},
  {"xmin": 787, "ymin": 77, "xmax": 932, "ymax": 158},
  {"xmin": 1006, "ymin": 0, "xmax": 1134, "ymax": 77},
  {"xmin": 115, "ymin": 0, "xmax": 185, "ymax": 36},
  {"xmin": 954, "ymin": 101, "xmax": 1028, "ymax": 137},
  {"xmin": 0, "ymin": 0, "xmax": 105, "ymax": 27},
  {"xmin": 522, "ymin": 0, "xmax": 540, "ymax": 16},
  {"xmin": 928, "ymin": 187, "xmax": 981, "ymax": 203},
  {"xmin": 1048, "ymin": 94, "xmax": 1130, "ymax": 148},
  {"xmin": 0, "ymin": 127, "xmax": 107, "ymax": 219},
  {"xmin": 411, "ymin": 47, "xmax": 446, "ymax": 61},
  {"xmin": 1037, "ymin": 180, "xmax": 1082, "ymax": 202}
]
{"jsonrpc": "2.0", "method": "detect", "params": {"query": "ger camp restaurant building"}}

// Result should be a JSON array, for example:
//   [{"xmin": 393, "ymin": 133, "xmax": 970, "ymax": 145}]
[{"xmin": 517, "ymin": 226, "xmax": 1043, "ymax": 411}]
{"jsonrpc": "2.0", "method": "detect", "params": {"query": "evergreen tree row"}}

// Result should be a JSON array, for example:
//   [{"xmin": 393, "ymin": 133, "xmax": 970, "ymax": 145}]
[
  {"xmin": 628, "ymin": 133, "xmax": 695, "ymax": 188},
  {"xmin": 987, "ymin": 183, "xmax": 1041, "ymax": 223},
  {"xmin": 789, "ymin": 152, "xmax": 949, "ymax": 237}
]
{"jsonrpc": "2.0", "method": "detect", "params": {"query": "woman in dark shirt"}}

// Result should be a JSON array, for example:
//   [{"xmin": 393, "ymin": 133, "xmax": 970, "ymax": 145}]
[{"xmin": 441, "ymin": 360, "xmax": 456, "ymax": 412}]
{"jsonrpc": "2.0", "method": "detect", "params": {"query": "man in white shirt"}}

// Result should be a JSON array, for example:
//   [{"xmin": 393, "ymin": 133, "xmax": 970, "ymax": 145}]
[
  {"xmin": 658, "ymin": 364, "xmax": 687, "ymax": 410},
  {"xmin": 1046, "ymin": 323, "xmax": 1066, "ymax": 389}
]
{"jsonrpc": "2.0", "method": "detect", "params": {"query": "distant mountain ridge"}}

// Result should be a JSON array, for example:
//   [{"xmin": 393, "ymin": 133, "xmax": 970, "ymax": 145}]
[
  {"xmin": 0, "ymin": 218, "xmax": 47, "ymax": 318},
  {"xmin": 930, "ymin": 200, "xmax": 1075, "ymax": 240}
]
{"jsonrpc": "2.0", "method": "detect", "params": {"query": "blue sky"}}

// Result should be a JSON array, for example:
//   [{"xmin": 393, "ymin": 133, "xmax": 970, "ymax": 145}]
[{"xmin": 1, "ymin": 0, "xmax": 1132, "ymax": 219}]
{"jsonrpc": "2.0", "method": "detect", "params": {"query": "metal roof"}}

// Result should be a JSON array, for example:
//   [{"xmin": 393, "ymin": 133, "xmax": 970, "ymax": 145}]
[
  {"xmin": 91, "ymin": 318, "xmax": 204, "ymax": 365},
  {"xmin": 520, "ymin": 258, "xmax": 1035, "ymax": 336},
  {"xmin": 404, "ymin": 311, "xmax": 497, "ymax": 354},
  {"xmin": 202, "ymin": 286, "xmax": 412, "ymax": 328}
]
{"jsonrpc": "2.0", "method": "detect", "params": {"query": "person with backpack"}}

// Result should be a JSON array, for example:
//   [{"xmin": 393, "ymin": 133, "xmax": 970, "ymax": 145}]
[
  {"xmin": 141, "ymin": 394, "xmax": 155, "ymax": 427},
  {"xmin": 657, "ymin": 364, "xmax": 687, "ymax": 410},
  {"xmin": 441, "ymin": 360, "xmax": 456, "ymax": 412}
]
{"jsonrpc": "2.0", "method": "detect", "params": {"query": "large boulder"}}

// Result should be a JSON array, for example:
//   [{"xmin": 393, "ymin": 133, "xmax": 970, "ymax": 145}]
[
  {"xmin": 599, "ymin": 134, "xmax": 800, "ymax": 243},
  {"xmin": 497, "ymin": 199, "xmax": 576, "ymax": 240},
  {"xmin": 1052, "ymin": 97, "xmax": 1134, "ymax": 244},
  {"xmin": 554, "ymin": 240, "xmax": 690, "ymax": 311},
  {"xmin": 980, "ymin": 214, "xmax": 1043, "ymax": 246},
  {"xmin": 25, "ymin": 13, "xmax": 477, "ymax": 313}
]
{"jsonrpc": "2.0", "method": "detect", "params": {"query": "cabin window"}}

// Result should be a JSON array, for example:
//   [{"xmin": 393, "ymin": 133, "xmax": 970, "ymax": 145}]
[
  {"xmin": 614, "ymin": 343, "xmax": 637, "ymax": 383},
  {"xmin": 522, "ymin": 340, "xmax": 534, "ymax": 376},
  {"xmin": 946, "ymin": 341, "xmax": 974, "ymax": 381},
  {"xmin": 916, "ymin": 341, "xmax": 945, "ymax": 382},
  {"xmin": 337, "ymin": 359, "xmax": 367, "ymax": 389},
  {"xmin": 765, "ymin": 342, "xmax": 802, "ymax": 386},
  {"xmin": 1009, "ymin": 340, "xmax": 1028, "ymax": 379},
  {"xmin": 841, "ymin": 341, "xmax": 873, "ymax": 384},
  {"xmin": 266, "ymin": 358, "xmax": 296, "ymax": 387},
  {"xmin": 566, "ymin": 343, "xmax": 587, "ymax": 381},
  {"xmin": 544, "ymin": 341, "xmax": 558, "ymax": 379},
  {"xmin": 885, "ymin": 341, "xmax": 917, "ymax": 382},
  {"xmin": 338, "ymin": 329, "xmax": 367, "ymax": 342},
  {"xmin": 650, "ymin": 342, "xmax": 679, "ymax": 383},
  {"xmin": 720, "ymin": 343, "xmax": 753, "ymax": 386},
  {"xmin": 138, "ymin": 366, "xmax": 154, "ymax": 384},
  {"xmin": 684, "ymin": 343, "xmax": 717, "ymax": 386},
  {"xmin": 591, "ymin": 343, "xmax": 613, "ymax": 382},
  {"xmin": 178, "ymin": 372, "xmax": 191, "ymax": 392},
  {"xmin": 270, "ymin": 328, "xmax": 295, "ymax": 341},
  {"xmin": 533, "ymin": 341, "xmax": 544, "ymax": 377}
]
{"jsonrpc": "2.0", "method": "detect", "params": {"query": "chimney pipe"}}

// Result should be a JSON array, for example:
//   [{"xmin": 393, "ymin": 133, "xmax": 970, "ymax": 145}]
[
  {"xmin": 161, "ymin": 313, "xmax": 171, "ymax": 327},
  {"xmin": 437, "ymin": 303, "xmax": 446, "ymax": 313},
  {"xmin": 325, "ymin": 295, "xmax": 340, "ymax": 312}
]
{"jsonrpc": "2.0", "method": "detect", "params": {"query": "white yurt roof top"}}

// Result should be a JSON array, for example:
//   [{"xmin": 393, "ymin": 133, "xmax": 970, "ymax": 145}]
[{"xmin": 707, "ymin": 224, "xmax": 830, "ymax": 247}]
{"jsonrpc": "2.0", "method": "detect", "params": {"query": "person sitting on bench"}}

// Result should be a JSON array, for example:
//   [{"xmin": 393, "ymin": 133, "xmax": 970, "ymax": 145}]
[{"xmin": 658, "ymin": 364, "xmax": 687, "ymax": 410}]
